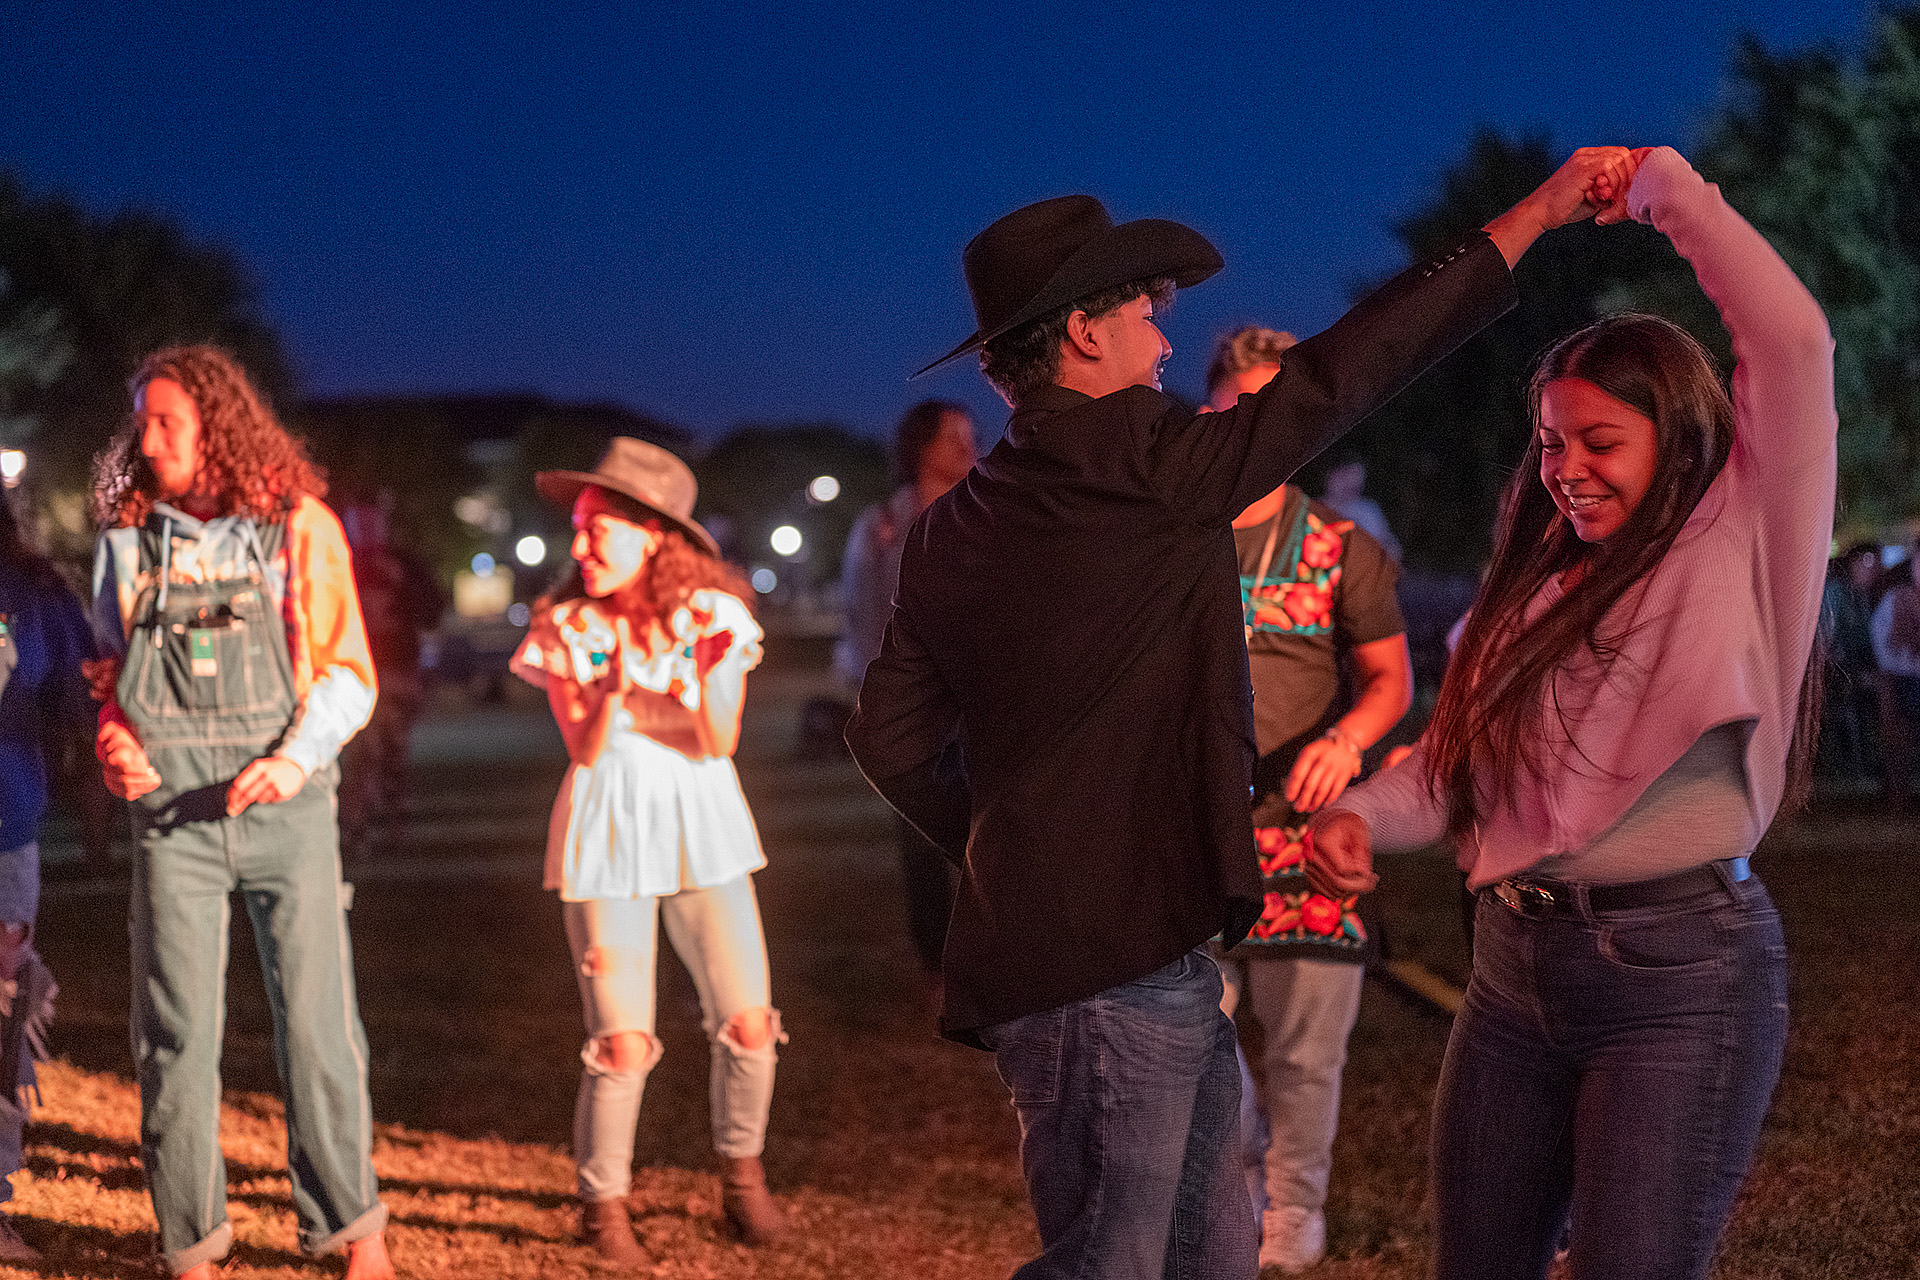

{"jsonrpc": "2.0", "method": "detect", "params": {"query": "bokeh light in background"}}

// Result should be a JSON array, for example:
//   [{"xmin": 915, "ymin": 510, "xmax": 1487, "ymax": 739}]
[
  {"xmin": 471, "ymin": 552, "xmax": 496, "ymax": 576},
  {"xmin": 0, "ymin": 450, "xmax": 24, "ymax": 488},
  {"xmin": 751, "ymin": 568, "xmax": 777, "ymax": 594},
  {"xmin": 770, "ymin": 526, "xmax": 802, "ymax": 557},
  {"xmin": 514, "ymin": 534, "xmax": 546, "ymax": 566},
  {"xmin": 807, "ymin": 475, "xmax": 840, "ymax": 503}
]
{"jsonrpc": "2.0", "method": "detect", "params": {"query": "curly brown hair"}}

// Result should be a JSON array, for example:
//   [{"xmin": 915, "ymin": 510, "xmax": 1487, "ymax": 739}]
[
  {"xmin": 92, "ymin": 345, "xmax": 324, "ymax": 528},
  {"xmin": 537, "ymin": 486, "xmax": 756, "ymax": 629}
]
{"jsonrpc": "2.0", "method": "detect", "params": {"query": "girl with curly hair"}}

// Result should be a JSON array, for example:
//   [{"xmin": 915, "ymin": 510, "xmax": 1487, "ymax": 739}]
[
  {"xmin": 90, "ymin": 345, "xmax": 393, "ymax": 1280},
  {"xmin": 509, "ymin": 438, "xmax": 784, "ymax": 1267},
  {"xmin": 1307, "ymin": 149, "xmax": 1834, "ymax": 1279}
]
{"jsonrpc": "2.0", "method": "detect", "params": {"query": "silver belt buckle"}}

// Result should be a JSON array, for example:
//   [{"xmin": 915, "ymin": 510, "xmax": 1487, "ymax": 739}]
[{"xmin": 1494, "ymin": 879, "xmax": 1556, "ymax": 916}]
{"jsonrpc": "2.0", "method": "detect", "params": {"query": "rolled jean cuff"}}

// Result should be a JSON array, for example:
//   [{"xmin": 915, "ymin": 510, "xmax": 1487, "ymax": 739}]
[
  {"xmin": 301, "ymin": 1199, "xmax": 387, "ymax": 1257},
  {"xmin": 163, "ymin": 1220, "xmax": 232, "ymax": 1276}
]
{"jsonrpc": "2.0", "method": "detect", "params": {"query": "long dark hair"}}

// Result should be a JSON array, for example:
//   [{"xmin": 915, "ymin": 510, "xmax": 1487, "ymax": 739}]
[
  {"xmin": 92, "ymin": 345, "xmax": 323, "ymax": 528},
  {"xmin": 1424, "ymin": 314, "xmax": 1765, "ymax": 838},
  {"xmin": 536, "ymin": 485, "xmax": 754, "ymax": 630}
]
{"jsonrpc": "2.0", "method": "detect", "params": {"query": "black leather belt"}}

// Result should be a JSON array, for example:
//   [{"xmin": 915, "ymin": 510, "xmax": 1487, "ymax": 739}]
[{"xmin": 1491, "ymin": 857, "xmax": 1750, "ymax": 917}]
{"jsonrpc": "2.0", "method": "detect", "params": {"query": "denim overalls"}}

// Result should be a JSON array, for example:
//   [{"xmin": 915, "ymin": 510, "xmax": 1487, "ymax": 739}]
[{"xmin": 118, "ymin": 506, "xmax": 385, "ymax": 1274}]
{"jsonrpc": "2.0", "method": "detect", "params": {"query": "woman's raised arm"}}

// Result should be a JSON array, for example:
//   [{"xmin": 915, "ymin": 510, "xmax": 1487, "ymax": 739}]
[{"xmin": 1627, "ymin": 147, "xmax": 1836, "ymax": 494}]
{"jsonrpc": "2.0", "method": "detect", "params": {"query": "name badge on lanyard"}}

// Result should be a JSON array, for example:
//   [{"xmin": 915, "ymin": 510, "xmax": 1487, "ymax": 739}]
[{"xmin": 189, "ymin": 628, "xmax": 218, "ymax": 678}]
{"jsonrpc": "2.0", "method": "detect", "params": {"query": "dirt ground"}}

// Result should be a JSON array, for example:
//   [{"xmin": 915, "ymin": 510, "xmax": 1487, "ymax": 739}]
[{"xmin": 7, "ymin": 661, "xmax": 1918, "ymax": 1278}]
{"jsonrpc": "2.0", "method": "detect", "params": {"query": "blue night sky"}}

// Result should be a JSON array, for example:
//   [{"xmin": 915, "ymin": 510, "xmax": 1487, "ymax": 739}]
[{"xmin": 1, "ymin": 1, "xmax": 1877, "ymax": 441}]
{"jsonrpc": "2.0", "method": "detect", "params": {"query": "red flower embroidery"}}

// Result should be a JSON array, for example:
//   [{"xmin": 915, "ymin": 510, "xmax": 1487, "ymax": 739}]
[
  {"xmin": 1252, "ymin": 892, "xmax": 1303, "ymax": 940},
  {"xmin": 1300, "ymin": 525, "xmax": 1345, "ymax": 569},
  {"xmin": 1279, "ymin": 582, "xmax": 1332, "ymax": 629},
  {"xmin": 694, "ymin": 629, "xmax": 733, "ymax": 677},
  {"xmin": 1300, "ymin": 895, "xmax": 1343, "ymax": 935},
  {"xmin": 1255, "ymin": 826, "xmax": 1308, "ymax": 876},
  {"xmin": 1250, "ymin": 590, "xmax": 1291, "ymax": 630}
]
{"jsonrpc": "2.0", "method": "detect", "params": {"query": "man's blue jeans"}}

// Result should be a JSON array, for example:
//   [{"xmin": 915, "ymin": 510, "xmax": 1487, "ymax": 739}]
[
  {"xmin": 981, "ymin": 947, "xmax": 1258, "ymax": 1280},
  {"xmin": 1431, "ymin": 869, "xmax": 1788, "ymax": 1280}
]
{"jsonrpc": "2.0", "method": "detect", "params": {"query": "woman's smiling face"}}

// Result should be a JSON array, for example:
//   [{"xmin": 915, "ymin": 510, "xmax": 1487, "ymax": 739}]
[
  {"xmin": 571, "ymin": 486, "xmax": 663, "ymax": 598},
  {"xmin": 1537, "ymin": 376, "xmax": 1659, "ymax": 544}
]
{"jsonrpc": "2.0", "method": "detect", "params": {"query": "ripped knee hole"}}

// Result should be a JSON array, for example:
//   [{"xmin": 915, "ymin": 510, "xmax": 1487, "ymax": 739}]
[
  {"xmin": 592, "ymin": 1030, "xmax": 657, "ymax": 1074},
  {"xmin": 717, "ymin": 1007, "xmax": 784, "ymax": 1052}
]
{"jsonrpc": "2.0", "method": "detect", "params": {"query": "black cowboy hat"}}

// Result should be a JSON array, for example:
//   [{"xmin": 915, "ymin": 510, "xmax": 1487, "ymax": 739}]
[
  {"xmin": 913, "ymin": 194, "xmax": 1224, "ymax": 378},
  {"xmin": 535, "ymin": 437, "xmax": 721, "ymax": 558}
]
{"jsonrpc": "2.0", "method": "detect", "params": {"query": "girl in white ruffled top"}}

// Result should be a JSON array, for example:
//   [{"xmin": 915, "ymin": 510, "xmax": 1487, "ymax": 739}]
[{"xmin": 510, "ymin": 438, "xmax": 785, "ymax": 1266}]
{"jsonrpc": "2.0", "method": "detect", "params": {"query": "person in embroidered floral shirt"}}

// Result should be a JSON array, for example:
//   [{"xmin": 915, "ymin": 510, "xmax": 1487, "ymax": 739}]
[{"xmin": 1202, "ymin": 326, "xmax": 1413, "ymax": 1272}]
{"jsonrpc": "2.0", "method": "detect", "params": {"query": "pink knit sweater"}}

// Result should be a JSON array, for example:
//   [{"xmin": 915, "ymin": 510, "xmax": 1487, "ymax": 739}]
[{"xmin": 1327, "ymin": 147, "xmax": 1837, "ymax": 888}]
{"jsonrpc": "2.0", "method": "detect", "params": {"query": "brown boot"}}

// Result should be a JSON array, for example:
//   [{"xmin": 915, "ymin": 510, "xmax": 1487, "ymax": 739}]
[
  {"xmin": 719, "ymin": 1154, "xmax": 785, "ymax": 1245},
  {"xmin": 581, "ymin": 1196, "xmax": 647, "ymax": 1269}
]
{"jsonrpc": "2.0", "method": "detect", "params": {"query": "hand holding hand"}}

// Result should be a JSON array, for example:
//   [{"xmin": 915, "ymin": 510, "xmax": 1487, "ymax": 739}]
[
  {"xmin": 1285, "ymin": 732, "xmax": 1363, "ymax": 813},
  {"xmin": 98, "ymin": 721, "xmax": 161, "ymax": 800},
  {"xmin": 1539, "ymin": 146, "xmax": 1640, "ymax": 230},
  {"xmin": 226, "ymin": 756, "xmax": 307, "ymax": 816},
  {"xmin": 1486, "ymin": 145, "xmax": 1639, "ymax": 266},
  {"xmin": 1304, "ymin": 811, "xmax": 1378, "ymax": 898}
]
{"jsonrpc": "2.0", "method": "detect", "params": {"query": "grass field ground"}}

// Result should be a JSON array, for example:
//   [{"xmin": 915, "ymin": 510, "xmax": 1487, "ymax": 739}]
[{"xmin": 4, "ymin": 665, "xmax": 1916, "ymax": 1278}]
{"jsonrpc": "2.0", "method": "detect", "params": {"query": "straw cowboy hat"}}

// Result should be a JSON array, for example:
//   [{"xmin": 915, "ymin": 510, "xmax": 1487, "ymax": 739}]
[
  {"xmin": 914, "ymin": 194, "xmax": 1224, "ymax": 378},
  {"xmin": 535, "ymin": 437, "xmax": 721, "ymax": 558}
]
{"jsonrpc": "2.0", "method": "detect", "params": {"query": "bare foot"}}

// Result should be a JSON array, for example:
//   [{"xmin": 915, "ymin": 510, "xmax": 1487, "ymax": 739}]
[{"xmin": 344, "ymin": 1231, "xmax": 396, "ymax": 1280}]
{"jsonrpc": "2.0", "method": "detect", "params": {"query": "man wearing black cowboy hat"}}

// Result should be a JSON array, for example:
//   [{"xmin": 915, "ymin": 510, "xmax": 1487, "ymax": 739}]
[{"xmin": 846, "ymin": 149, "xmax": 1637, "ymax": 1278}]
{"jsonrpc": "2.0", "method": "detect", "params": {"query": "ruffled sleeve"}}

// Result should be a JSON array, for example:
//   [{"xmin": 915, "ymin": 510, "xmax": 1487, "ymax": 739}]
[
  {"xmin": 511, "ymin": 600, "xmax": 614, "ymax": 689},
  {"xmin": 509, "ymin": 610, "xmax": 559, "ymax": 690},
  {"xmin": 683, "ymin": 589, "xmax": 764, "ymax": 678}
]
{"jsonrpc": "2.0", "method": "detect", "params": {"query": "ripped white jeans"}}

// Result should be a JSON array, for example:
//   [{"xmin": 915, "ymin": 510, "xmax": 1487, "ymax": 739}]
[{"xmin": 563, "ymin": 875, "xmax": 782, "ymax": 1200}]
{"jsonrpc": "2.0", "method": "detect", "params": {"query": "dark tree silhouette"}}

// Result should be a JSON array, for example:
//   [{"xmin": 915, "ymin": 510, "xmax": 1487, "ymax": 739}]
[{"xmin": 0, "ymin": 175, "xmax": 291, "ymax": 559}]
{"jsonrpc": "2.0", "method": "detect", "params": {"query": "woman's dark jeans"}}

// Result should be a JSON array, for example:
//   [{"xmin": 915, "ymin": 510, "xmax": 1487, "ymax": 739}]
[{"xmin": 1432, "ymin": 870, "xmax": 1788, "ymax": 1280}]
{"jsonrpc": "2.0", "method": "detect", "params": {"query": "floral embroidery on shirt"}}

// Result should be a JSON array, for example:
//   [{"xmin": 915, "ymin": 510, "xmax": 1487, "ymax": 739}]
[
  {"xmin": 1246, "ymin": 822, "xmax": 1367, "ymax": 952},
  {"xmin": 515, "ymin": 591, "xmax": 762, "ymax": 713},
  {"xmin": 1243, "ymin": 509, "xmax": 1354, "ymax": 637},
  {"xmin": 1255, "ymin": 826, "xmax": 1306, "ymax": 877}
]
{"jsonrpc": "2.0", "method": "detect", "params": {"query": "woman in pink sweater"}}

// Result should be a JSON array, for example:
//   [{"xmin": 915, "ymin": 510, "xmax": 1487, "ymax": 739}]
[{"xmin": 1308, "ymin": 147, "xmax": 1835, "ymax": 1279}]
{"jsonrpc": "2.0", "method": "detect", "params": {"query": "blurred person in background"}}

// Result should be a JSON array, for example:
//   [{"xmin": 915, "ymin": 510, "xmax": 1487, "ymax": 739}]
[
  {"xmin": 0, "ymin": 493, "xmax": 93, "ymax": 1262},
  {"xmin": 834, "ymin": 400, "xmax": 977, "ymax": 976},
  {"xmin": 89, "ymin": 345, "xmax": 393, "ymax": 1280},
  {"xmin": 1818, "ymin": 540, "xmax": 1882, "ymax": 789},
  {"xmin": 1318, "ymin": 455, "xmax": 1402, "ymax": 562},
  {"xmin": 512, "ymin": 439, "xmax": 785, "ymax": 1267},
  {"xmin": 338, "ymin": 490, "xmax": 448, "ymax": 860},
  {"xmin": 1870, "ymin": 532, "xmax": 1920, "ymax": 807},
  {"xmin": 1203, "ymin": 326, "xmax": 1413, "ymax": 1271}
]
